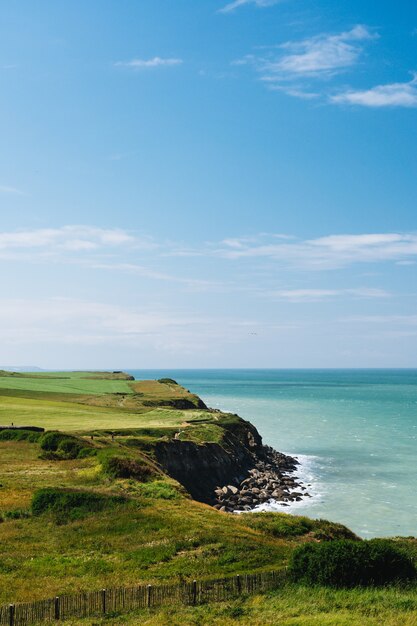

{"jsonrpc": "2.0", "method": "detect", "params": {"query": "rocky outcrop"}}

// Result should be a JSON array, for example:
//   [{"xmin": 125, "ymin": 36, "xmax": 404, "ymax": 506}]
[
  {"xmin": 213, "ymin": 446, "xmax": 311, "ymax": 512},
  {"xmin": 155, "ymin": 416, "xmax": 308, "ymax": 511},
  {"xmin": 154, "ymin": 429, "xmax": 254, "ymax": 503}
]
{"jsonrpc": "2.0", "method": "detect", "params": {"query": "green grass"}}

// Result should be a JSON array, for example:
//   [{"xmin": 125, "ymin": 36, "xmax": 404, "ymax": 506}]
[
  {"xmin": 65, "ymin": 586, "xmax": 417, "ymax": 625},
  {"xmin": 0, "ymin": 394, "xmax": 212, "ymax": 431},
  {"xmin": 0, "ymin": 373, "xmax": 134, "ymax": 395}
]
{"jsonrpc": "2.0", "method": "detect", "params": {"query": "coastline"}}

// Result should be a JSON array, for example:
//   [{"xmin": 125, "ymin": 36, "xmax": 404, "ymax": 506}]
[
  {"xmin": 213, "ymin": 444, "xmax": 315, "ymax": 513},
  {"xmin": 251, "ymin": 453, "xmax": 322, "ymax": 515}
]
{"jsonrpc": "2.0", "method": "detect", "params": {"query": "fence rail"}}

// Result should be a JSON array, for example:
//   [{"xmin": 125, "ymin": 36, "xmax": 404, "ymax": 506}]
[{"xmin": 0, "ymin": 569, "xmax": 287, "ymax": 625}]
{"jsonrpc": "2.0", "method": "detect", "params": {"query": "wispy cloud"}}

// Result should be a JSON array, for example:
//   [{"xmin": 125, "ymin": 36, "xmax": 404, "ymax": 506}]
[
  {"xmin": 215, "ymin": 232, "xmax": 417, "ymax": 269},
  {"xmin": 345, "ymin": 314, "xmax": 417, "ymax": 325},
  {"xmin": 265, "ymin": 26, "xmax": 376, "ymax": 80},
  {"xmin": 332, "ymin": 75, "xmax": 417, "ymax": 108},
  {"xmin": 0, "ymin": 184, "xmax": 24, "ymax": 195},
  {"xmin": 0, "ymin": 226, "xmax": 136, "ymax": 252},
  {"xmin": 114, "ymin": 57, "xmax": 183, "ymax": 69},
  {"xmin": 235, "ymin": 26, "xmax": 377, "ymax": 100},
  {"xmin": 271, "ymin": 288, "xmax": 390, "ymax": 302},
  {"xmin": 92, "ymin": 262, "xmax": 221, "ymax": 292},
  {"xmin": 219, "ymin": 0, "xmax": 282, "ymax": 13}
]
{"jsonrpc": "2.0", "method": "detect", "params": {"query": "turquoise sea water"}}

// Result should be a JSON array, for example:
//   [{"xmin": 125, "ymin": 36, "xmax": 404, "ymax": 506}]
[{"xmin": 128, "ymin": 369, "xmax": 417, "ymax": 538}]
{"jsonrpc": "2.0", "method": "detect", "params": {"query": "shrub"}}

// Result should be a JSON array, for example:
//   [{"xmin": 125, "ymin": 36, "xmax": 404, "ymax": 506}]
[
  {"xmin": 157, "ymin": 378, "xmax": 178, "ymax": 385},
  {"xmin": 0, "ymin": 429, "xmax": 41, "ymax": 443},
  {"xmin": 57, "ymin": 437, "xmax": 84, "ymax": 457},
  {"xmin": 2, "ymin": 509, "xmax": 31, "ymax": 520},
  {"xmin": 32, "ymin": 488, "xmax": 126, "ymax": 521},
  {"xmin": 101, "ymin": 455, "xmax": 156, "ymax": 482},
  {"xmin": 39, "ymin": 431, "xmax": 69, "ymax": 451},
  {"xmin": 290, "ymin": 539, "xmax": 416, "ymax": 588},
  {"xmin": 39, "ymin": 431, "xmax": 93, "ymax": 459},
  {"xmin": 139, "ymin": 481, "xmax": 181, "ymax": 500}
]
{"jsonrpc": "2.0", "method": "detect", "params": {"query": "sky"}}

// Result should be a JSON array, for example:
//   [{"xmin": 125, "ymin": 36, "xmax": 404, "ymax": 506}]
[{"xmin": 1, "ymin": 0, "xmax": 417, "ymax": 369}]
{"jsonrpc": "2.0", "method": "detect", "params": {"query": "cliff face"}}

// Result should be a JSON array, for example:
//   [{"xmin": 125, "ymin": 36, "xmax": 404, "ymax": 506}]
[{"xmin": 154, "ymin": 417, "xmax": 264, "ymax": 504}]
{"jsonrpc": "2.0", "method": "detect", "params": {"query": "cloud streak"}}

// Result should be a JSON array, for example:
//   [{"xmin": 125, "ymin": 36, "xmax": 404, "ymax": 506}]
[
  {"xmin": 0, "ymin": 226, "xmax": 136, "ymax": 252},
  {"xmin": 215, "ymin": 232, "xmax": 417, "ymax": 269},
  {"xmin": 332, "ymin": 75, "xmax": 417, "ymax": 108},
  {"xmin": 265, "ymin": 26, "xmax": 376, "ymax": 80},
  {"xmin": 115, "ymin": 57, "xmax": 183, "ymax": 69},
  {"xmin": 236, "ymin": 26, "xmax": 378, "ymax": 100},
  {"xmin": 271, "ymin": 287, "xmax": 390, "ymax": 302},
  {"xmin": 219, "ymin": 0, "xmax": 282, "ymax": 13}
]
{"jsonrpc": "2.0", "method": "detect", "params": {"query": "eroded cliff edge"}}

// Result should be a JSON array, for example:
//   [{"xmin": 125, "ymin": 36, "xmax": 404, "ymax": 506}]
[{"xmin": 154, "ymin": 412, "xmax": 309, "ymax": 512}]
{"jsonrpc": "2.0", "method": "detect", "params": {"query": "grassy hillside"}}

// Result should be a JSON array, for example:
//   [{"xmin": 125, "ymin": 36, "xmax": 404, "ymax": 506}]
[
  {"xmin": 0, "ymin": 436, "xmax": 355, "ymax": 605},
  {"xmin": 0, "ymin": 370, "xmax": 416, "ymax": 623}
]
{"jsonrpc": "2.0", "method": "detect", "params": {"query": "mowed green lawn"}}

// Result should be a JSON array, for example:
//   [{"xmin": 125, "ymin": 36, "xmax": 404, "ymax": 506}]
[
  {"xmin": 0, "ymin": 371, "xmax": 134, "ymax": 395},
  {"xmin": 0, "ymin": 395, "xmax": 210, "ymax": 431}
]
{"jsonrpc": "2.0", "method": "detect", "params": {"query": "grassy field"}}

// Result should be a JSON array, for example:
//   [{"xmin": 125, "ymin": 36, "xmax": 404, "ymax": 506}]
[
  {"xmin": 66, "ymin": 586, "xmax": 417, "ymax": 625},
  {"xmin": 0, "ymin": 395, "xmax": 211, "ymax": 430},
  {"xmin": 1, "ymin": 370, "xmax": 417, "ymax": 624},
  {"xmin": 0, "ymin": 370, "xmax": 135, "ymax": 395}
]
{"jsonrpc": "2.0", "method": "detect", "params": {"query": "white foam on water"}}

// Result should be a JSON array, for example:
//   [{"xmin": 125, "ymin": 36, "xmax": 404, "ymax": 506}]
[{"xmin": 250, "ymin": 453, "xmax": 324, "ymax": 515}]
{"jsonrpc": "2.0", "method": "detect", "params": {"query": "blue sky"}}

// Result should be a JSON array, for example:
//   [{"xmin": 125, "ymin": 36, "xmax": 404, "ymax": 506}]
[{"xmin": 1, "ymin": 0, "xmax": 417, "ymax": 368}]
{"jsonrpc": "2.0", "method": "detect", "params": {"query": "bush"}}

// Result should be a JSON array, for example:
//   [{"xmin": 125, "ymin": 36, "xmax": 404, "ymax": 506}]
[
  {"xmin": 57, "ymin": 437, "xmax": 84, "ymax": 457},
  {"xmin": 39, "ymin": 431, "xmax": 93, "ymax": 459},
  {"xmin": 39, "ymin": 431, "xmax": 69, "ymax": 451},
  {"xmin": 1, "ymin": 509, "xmax": 31, "ymax": 521},
  {"xmin": 139, "ymin": 481, "xmax": 181, "ymax": 500},
  {"xmin": 290, "ymin": 539, "xmax": 416, "ymax": 588},
  {"xmin": 0, "ymin": 429, "xmax": 41, "ymax": 443},
  {"xmin": 157, "ymin": 378, "xmax": 178, "ymax": 385},
  {"xmin": 101, "ymin": 455, "xmax": 156, "ymax": 482},
  {"xmin": 32, "ymin": 488, "xmax": 126, "ymax": 521}
]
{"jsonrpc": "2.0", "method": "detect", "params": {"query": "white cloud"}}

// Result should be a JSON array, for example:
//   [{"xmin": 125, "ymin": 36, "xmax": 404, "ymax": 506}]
[
  {"xmin": 235, "ymin": 26, "xmax": 378, "ymax": 100},
  {"xmin": 219, "ymin": 0, "xmax": 281, "ymax": 13},
  {"xmin": 272, "ymin": 288, "xmax": 390, "ymax": 302},
  {"xmin": 115, "ymin": 57, "xmax": 183, "ymax": 69},
  {"xmin": 0, "ymin": 226, "xmax": 137, "ymax": 254},
  {"xmin": 92, "ymin": 262, "xmax": 221, "ymax": 291},
  {"xmin": 331, "ymin": 75, "xmax": 417, "ymax": 108},
  {"xmin": 266, "ymin": 26, "xmax": 376, "ymax": 79},
  {"xmin": 214, "ymin": 232, "xmax": 417, "ymax": 269}
]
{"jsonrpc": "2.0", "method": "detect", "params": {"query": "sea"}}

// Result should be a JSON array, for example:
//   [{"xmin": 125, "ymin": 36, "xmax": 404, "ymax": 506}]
[{"xmin": 127, "ymin": 369, "xmax": 417, "ymax": 539}]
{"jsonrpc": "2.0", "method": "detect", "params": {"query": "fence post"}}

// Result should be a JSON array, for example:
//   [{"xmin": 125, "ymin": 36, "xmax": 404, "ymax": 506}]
[
  {"xmin": 147, "ymin": 585, "xmax": 152, "ymax": 608},
  {"xmin": 101, "ymin": 589, "xmax": 106, "ymax": 615},
  {"xmin": 236, "ymin": 574, "xmax": 241, "ymax": 594},
  {"xmin": 192, "ymin": 580, "xmax": 197, "ymax": 605},
  {"xmin": 8, "ymin": 604, "xmax": 15, "ymax": 626},
  {"xmin": 54, "ymin": 596, "xmax": 60, "ymax": 620}
]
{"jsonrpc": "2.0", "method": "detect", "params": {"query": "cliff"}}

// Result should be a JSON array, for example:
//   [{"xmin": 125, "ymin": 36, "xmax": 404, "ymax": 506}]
[{"xmin": 154, "ymin": 412, "xmax": 303, "ymax": 509}]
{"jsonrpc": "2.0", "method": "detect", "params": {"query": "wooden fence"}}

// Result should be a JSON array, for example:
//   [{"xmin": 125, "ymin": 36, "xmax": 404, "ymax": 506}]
[{"xmin": 0, "ymin": 569, "xmax": 287, "ymax": 625}]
